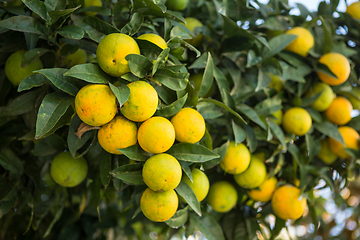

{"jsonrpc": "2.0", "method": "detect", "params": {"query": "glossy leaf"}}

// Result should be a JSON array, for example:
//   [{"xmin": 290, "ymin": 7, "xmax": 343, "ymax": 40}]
[
  {"xmin": 21, "ymin": 48, "xmax": 49, "ymax": 68},
  {"xmin": 268, "ymin": 120, "xmax": 287, "ymax": 151},
  {"xmin": 152, "ymin": 48, "xmax": 170, "ymax": 76},
  {"xmin": 199, "ymin": 53, "xmax": 214, "ymax": 98},
  {"xmin": 120, "ymin": 12, "xmax": 143, "ymax": 36},
  {"xmin": 0, "ymin": 16, "xmax": 45, "ymax": 35},
  {"xmin": 237, "ymin": 104, "xmax": 267, "ymax": 130},
  {"xmin": 232, "ymin": 121, "xmax": 246, "ymax": 145},
  {"xmin": 48, "ymin": 6, "xmax": 80, "ymax": 25},
  {"xmin": 167, "ymin": 143, "xmax": 219, "ymax": 162},
  {"xmin": 23, "ymin": 0, "xmax": 49, "ymax": 22},
  {"xmin": 155, "ymin": 94, "xmax": 187, "ymax": 117},
  {"xmin": 199, "ymin": 98, "xmax": 246, "ymax": 123},
  {"xmin": 175, "ymin": 181, "xmax": 201, "ymax": 216},
  {"xmin": 99, "ymin": 151, "xmax": 112, "ymax": 188},
  {"xmin": 152, "ymin": 69, "xmax": 188, "ymax": 91},
  {"xmin": 262, "ymin": 34, "xmax": 297, "ymax": 60},
  {"xmin": 255, "ymin": 68, "xmax": 272, "ymax": 92},
  {"xmin": 111, "ymin": 164, "xmax": 144, "ymax": 185},
  {"xmin": 165, "ymin": 208, "xmax": 189, "ymax": 228},
  {"xmin": 314, "ymin": 121, "xmax": 345, "ymax": 145},
  {"xmin": 108, "ymin": 83, "xmax": 130, "ymax": 107},
  {"xmin": 126, "ymin": 54, "xmax": 153, "ymax": 78},
  {"xmin": 57, "ymin": 26, "xmax": 85, "ymax": 40},
  {"xmin": 214, "ymin": 67, "xmax": 234, "ymax": 108},
  {"xmin": 64, "ymin": 63, "xmax": 110, "ymax": 84},
  {"xmin": 117, "ymin": 145, "xmax": 150, "ymax": 161},
  {"xmin": 189, "ymin": 213, "xmax": 225, "ymax": 240}
]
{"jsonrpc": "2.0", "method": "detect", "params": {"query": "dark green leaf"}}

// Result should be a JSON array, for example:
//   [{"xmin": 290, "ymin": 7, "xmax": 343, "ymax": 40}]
[
  {"xmin": 0, "ymin": 148, "xmax": 24, "ymax": 180},
  {"xmin": 197, "ymin": 101, "xmax": 223, "ymax": 120},
  {"xmin": 189, "ymin": 213, "xmax": 225, "ymax": 240},
  {"xmin": 237, "ymin": 104, "xmax": 267, "ymax": 130},
  {"xmin": 43, "ymin": 204, "xmax": 64, "ymax": 238},
  {"xmin": 35, "ymin": 93, "xmax": 73, "ymax": 139},
  {"xmin": 16, "ymin": 73, "xmax": 46, "ymax": 92},
  {"xmin": 108, "ymin": 83, "xmax": 130, "ymax": 107},
  {"xmin": 23, "ymin": 0, "xmax": 49, "ymax": 22},
  {"xmin": 246, "ymin": 49, "xmax": 262, "ymax": 68},
  {"xmin": 256, "ymin": 68, "xmax": 272, "ymax": 92},
  {"xmin": 57, "ymin": 26, "xmax": 85, "ymax": 40},
  {"xmin": 118, "ymin": 145, "xmax": 150, "ymax": 161},
  {"xmin": 82, "ymin": 16, "xmax": 120, "ymax": 41},
  {"xmin": 175, "ymin": 181, "xmax": 201, "ymax": 216},
  {"xmin": 64, "ymin": 63, "xmax": 110, "ymax": 84},
  {"xmin": 48, "ymin": 6, "xmax": 80, "ymax": 25},
  {"xmin": 111, "ymin": 163, "xmax": 144, "ymax": 185},
  {"xmin": 244, "ymin": 124, "xmax": 257, "ymax": 153},
  {"xmin": 316, "ymin": 62, "xmax": 338, "ymax": 79},
  {"xmin": 136, "ymin": 39, "xmax": 163, "ymax": 61},
  {"xmin": 0, "ymin": 16, "xmax": 45, "ymax": 35},
  {"xmin": 99, "ymin": 151, "xmax": 112, "ymax": 188},
  {"xmin": 305, "ymin": 134, "xmax": 321, "ymax": 162},
  {"xmin": 126, "ymin": 54, "xmax": 153, "ymax": 78},
  {"xmin": 199, "ymin": 53, "xmax": 214, "ymax": 98},
  {"xmin": 179, "ymin": 160, "xmax": 192, "ymax": 182},
  {"xmin": 166, "ymin": 143, "xmax": 219, "ymax": 162},
  {"xmin": 21, "ymin": 48, "xmax": 49, "ymax": 68},
  {"xmin": 199, "ymin": 98, "xmax": 245, "ymax": 123},
  {"xmin": 268, "ymin": 120, "xmax": 287, "ymax": 151},
  {"xmin": 120, "ymin": 12, "xmax": 143, "ymax": 36},
  {"xmin": 232, "ymin": 121, "xmax": 246, "ymax": 144},
  {"xmin": 152, "ymin": 68, "xmax": 188, "ymax": 91},
  {"xmin": 262, "ymin": 34, "xmax": 297, "ymax": 60},
  {"xmin": 314, "ymin": 122, "xmax": 344, "ymax": 145},
  {"xmin": 152, "ymin": 48, "xmax": 170, "ymax": 76},
  {"xmin": 214, "ymin": 67, "xmax": 234, "ymax": 108},
  {"xmin": 155, "ymin": 94, "xmax": 187, "ymax": 117},
  {"xmin": 165, "ymin": 208, "xmax": 189, "ymax": 228}
]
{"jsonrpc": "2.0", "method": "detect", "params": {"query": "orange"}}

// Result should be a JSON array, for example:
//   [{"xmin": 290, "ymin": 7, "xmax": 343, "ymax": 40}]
[
  {"xmin": 247, "ymin": 175, "xmax": 278, "ymax": 202},
  {"xmin": 207, "ymin": 181, "xmax": 238, "ymax": 213},
  {"xmin": 284, "ymin": 27, "xmax": 314, "ymax": 57},
  {"xmin": 234, "ymin": 155, "xmax": 267, "ymax": 189},
  {"xmin": 325, "ymin": 96, "xmax": 352, "ymax": 125},
  {"xmin": 328, "ymin": 126, "xmax": 359, "ymax": 159},
  {"xmin": 137, "ymin": 33, "xmax": 167, "ymax": 50},
  {"xmin": 306, "ymin": 82, "xmax": 335, "ymax": 112},
  {"xmin": 317, "ymin": 138, "xmax": 338, "ymax": 164},
  {"xmin": 282, "ymin": 107, "xmax": 312, "ymax": 136},
  {"xmin": 183, "ymin": 17, "xmax": 203, "ymax": 47},
  {"xmin": 346, "ymin": 1, "xmax": 360, "ymax": 20},
  {"xmin": 220, "ymin": 142, "xmax": 251, "ymax": 175},
  {"xmin": 317, "ymin": 52, "xmax": 350, "ymax": 86},
  {"xmin": 97, "ymin": 116, "xmax": 137, "ymax": 154},
  {"xmin": 182, "ymin": 168, "xmax": 210, "ymax": 202}
]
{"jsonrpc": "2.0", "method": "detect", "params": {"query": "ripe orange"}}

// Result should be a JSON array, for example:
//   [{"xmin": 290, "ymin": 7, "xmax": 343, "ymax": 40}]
[
  {"xmin": 306, "ymin": 82, "xmax": 335, "ymax": 112},
  {"xmin": 284, "ymin": 27, "xmax": 314, "ymax": 57},
  {"xmin": 317, "ymin": 138, "xmax": 338, "ymax": 165},
  {"xmin": 346, "ymin": 1, "xmax": 360, "ymax": 20},
  {"xmin": 220, "ymin": 142, "xmax": 251, "ymax": 175},
  {"xmin": 137, "ymin": 33, "xmax": 167, "ymax": 50},
  {"xmin": 325, "ymin": 96, "xmax": 353, "ymax": 126},
  {"xmin": 207, "ymin": 181, "xmax": 238, "ymax": 213},
  {"xmin": 317, "ymin": 52, "xmax": 350, "ymax": 86},
  {"xmin": 328, "ymin": 126, "xmax": 359, "ymax": 159},
  {"xmin": 247, "ymin": 175, "xmax": 278, "ymax": 202},
  {"xmin": 282, "ymin": 107, "xmax": 312, "ymax": 136}
]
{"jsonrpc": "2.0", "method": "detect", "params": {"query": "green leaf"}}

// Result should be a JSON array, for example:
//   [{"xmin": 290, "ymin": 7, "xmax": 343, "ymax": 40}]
[
  {"xmin": 23, "ymin": 0, "xmax": 49, "ymax": 22},
  {"xmin": 189, "ymin": 52, "xmax": 209, "ymax": 69},
  {"xmin": 99, "ymin": 151, "xmax": 112, "ymax": 188},
  {"xmin": 43, "ymin": 204, "xmax": 64, "ymax": 238},
  {"xmin": 271, "ymin": 217, "xmax": 286, "ymax": 239},
  {"xmin": 232, "ymin": 121, "xmax": 246, "ymax": 144},
  {"xmin": 175, "ymin": 181, "xmax": 201, "ymax": 216},
  {"xmin": 118, "ymin": 145, "xmax": 150, "ymax": 161},
  {"xmin": 82, "ymin": 16, "xmax": 120, "ymax": 40},
  {"xmin": 166, "ymin": 143, "xmax": 219, "ymax": 162},
  {"xmin": 152, "ymin": 69, "xmax": 188, "ymax": 91},
  {"xmin": 179, "ymin": 160, "xmax": 192, "ymax": 182},
  {"xmin": 126, "ymin": 54, "xmax": 153, "ymax": 78},
  {"xmin": 111, "ymin": 163, "xmax": 144, "ymax": 185},
  {"xmin": 255, "ymin": 68, "xmax": 272, "ymax": 92},
  {"xmin": 319, "ymin": 16, "xmax": 332, "ymax": 53},
  {"xmin": 136, "ymin": 39, "xmax": 163, "ymax": 61},
  {"xmin": 246, "ymin": 49, "xmax": 262, "ymax": 68},
  {"xmin": 189, "ymin": 213, "xmax": 225, "ymax": 240},
  {"xmin": 199, "ymin": 98, "xmax": 246, "ymax": 123},
  {"xmin": 35, "ymin": 92, "xmax": 74, "ymax": 139},
  {"xmin": 48, "ymin": 6, "xmax": 80, "ymax": 25},
  {"xmin": 108, "ymin": 83, "xmax": 130, "ymax": 107},
  {"xmin": 21, "ymin": 48, "xmax": 49, "ymax": 68},
  {"xmin": 316, "ymin": 62, "xmax": 338, "ymax": 79},
  {"xmin": 314, "ymin": 121, "xmax": 344, "ymax": 146},
  {"xmin": 197, "ymin": 101, "xmax": 223, "ymax": 120},
  {"xmin": 237, "ymin": 104, "xmax": 267, "ymax": 130},
  {"xmin": 244, "ymin": 124, "xmax": 257, "ymax": 153},
  {"xmin": 165, "ymin": 208, "xmax": 189, "ymax": 228},
  {"xmin": 0, "ymin": 16, "xmax": 45, "ymax": 35},
  {"xmin": 155, "ymin": 94, "xmax": 187, "ymax": 117},
  {"xmin": 203, "ymin": 140, "xmax": 229, "ymax": 170},
  {"xmin": 214, "ymin": 67, "xmax": 234, "ymax": 108},
  {"xmin": 152, "ymin": 48, "xmax": 170, "ymax": 76},
  {"xmin": 120, "ymin": 12, "xmax": 143, "ymax": 36},
  {"xmin": 305, "ymin": 134, "xmax": 320, "ymax": 162},
  {"xmin": 64, "ymin": 63, "xmax": 110, "ymax": 84},
  {"xmin": 0, "ymin": 148, "xmax": 24, "ymax": 180},
  {"xmin": 199, "ymin": 53, "xmax": 214, "ymax": 98},
  {"xmin": 57, "ymin": 26, "xmax": 85, "ymax": 40},
  {"xmin": 268, "ymin": 120, "xmax": 287, "ymax": 151},
  {"xmin": 262, "ymin": 34, "xmax": 297, "ymax": 60},
  {"xmin": 35, "ymin": 68, "xmax": 83, "ymax": 95}
]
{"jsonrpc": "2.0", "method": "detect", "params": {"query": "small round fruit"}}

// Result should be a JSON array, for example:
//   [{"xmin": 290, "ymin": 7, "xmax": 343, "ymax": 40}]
[
  {"xmin": 182, "ymin": 168, "xmax": 210, "ymax": 202},
  {"xmin": 325, "ymin": 96, "xmax": 353, "ymax": 126},
  {"xmin": 183, "ymin": 17, "xmax": 203, "ymax": 47},
  {"xmin": 96, "ymin": 33, "xmax": 140, "ymax": 77},
  {"xmin": 84, "ymin": 0, "xmax": 102, "ymax": 16},
  {"xmin": 267, "ymin": 73, "xmax": 284, "ymax": 92},
  {"xmin": 346, "ymin": 88, "xmax": 360, "ymax": 110},
  {"xmin": 234, "ymin": 155, "xmax": 267, "ymax": 189},
  {"xmin": 247, "ymin": 175, "xmax": 278, "ymax": 202},
  {"xmin": 271, "ymin": 109, "xmax": 283, "ymax": 125},
  {"xmin": 271, "ymin": 184, "xmax": 307, "ymax": 220},
  {"xmin": 121, "ymin": 81, "xmax": 158, "ymax": 122},
  {"xmin": 75, "ymin": 84, "xmax": 117, "ymax": 126},
  {"xmin": 346, "ymin": 1, "xmax": 360, "ymax": 20},
  {"xmin": 166, "ymin": 0, "xmax": 188, "ymax": 11},
  {"xmin": 282, "ymin": 107, "xmax": 312, "ymax": 136},
  {"xmin": 60, "ymin": 48, "xmax": 87, "ymax": 68},
  {"xmin": 97, "ymin": 116, "xmax": 137, "ymax": 154},
  {"xmin": 317, "ymin": 52, "xmax": 350, "ymax": 86},
  {"xmin": 220, "ymin": 142, "xmax": 251, "ymax": 175},
  {"xmin": 328, "ymin": 126, "xmax": 359, "ymax": 159},
  {"xmin": 284, "ymin": 27, "xmax": 314, "ymax": 57},
  {"xmin": 138, "ymin": 33, "xmax": 167, "ymax": 50},
  {"xmin": 317, "ymin": 138, "xmax": 337, "ymax": 165},
  {"xmin": 207, "ymin": 181, "xmax": 238, "ymax": 213},
  {"xmin": 171, "ymin": 108, "xmax": 205, "ymax": 143},
  {"xmin": 140, "ymin": 188, "xmax": 178, "ymax": 222},
  {"xmin": 50, "ymin": 152, "xmax": 88, "ymax": 187},
  {"xmin": 306, "ymin": 82, "xmax": 335, "ymax": 112},
  {"xmin": 5, "ymin": 50, "xmax": 43, "ymax": 86},
  {"xmin": 142, "ymin": 153, "xmax": 182, "ymax": 192},
  {"xmin": 137, "ymin": 116, "xmax": 175, "ymax": 154}
]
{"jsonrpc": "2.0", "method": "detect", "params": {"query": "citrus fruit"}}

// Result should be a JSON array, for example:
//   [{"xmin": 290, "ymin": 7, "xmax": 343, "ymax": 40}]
[
  {"xmin": 345, "ymin": 88, "xmax": 360, "ymax": 110},
  {"xmin": 271, "ymin": 184, "xmax": 307, "ymax": 220},
  {"xmin": 84, "ymin": 0, "xmax": 102, "ymax": 16},
  {"xmin": 282, "ymin": 107, "xmax": 312, "ymax": 136},
  {"xmin": 247, "ymin": 175, "xmax": 278, "ymax": 202},
  {"xmin": 346, "ymin": 1, "xmax": 360, "ymax": 20},
  {"xmin": 317, "ymin": 138, "xmax": 337, "ymax": 164},
  {"xmin": 142, "ymin": 153, "xmax": 182, "ymax": 192},
  {"xmin": 325, "ymin": 96, "xmax": 353, "ymax": 125},
  {"xmin": 220, "ymin": 142, "xmax": 251, "ymax": 175},
  {"xmin": 284, "ymin": 27, "xmax": 314, "ymax": 57},
  {"xmin": 96, "ymin": 33, "xmax": 140, "ymax": 77},
  {"xmin": 138, "ymin": 33, "xmax": 167, "ymax": 50},
  {"xmin": 5, "ymin": 50, "xmax": 43, "ymax": 86},
  {"xmin": 271, "ymin": 109, "xmax": 283, "ymax": 125},
  {"xmin": 306, "ymin": 82, "xmax": 335, "ymax": 112},
  {"xmin": 171, "ymin": 108, "xmax": 205, "ymax": 143},
  {"xmin": 97, "ymin": 116, "xmax": 137, "ymax": 154},
  {"xmin": 120, "ymin": 81, "xmax": 158, "ymax": 122},
  {"xmin": 75, "ymin": 84, "xmax": 117, "ymax": 126},
  {"xmin": 234, "ymin": 155, "xmax": 267, "ymax": 189},
  {"xmin": 267, "ymin": 73, "xmax": 284, "ymax": 92},
  {"xmin": 140, "ymin": 188, "xmax": 178, "ymax": 222},
  {"xmin": 166, "ymin": 0, "xmax": 188, "ymax": 11},
  {"xmin": 317, "ymin": 52, "xmax": 350, "ymax": 86},
  {"xmin": 189, "ymin": 73, "xmax": 215, "ymax": 97},
  {"xmin": 207, "ymin": 181, "xmax": 238, "ymax": 213},
  {"xmin": 50, "ymin": 152, "xmax": 88, "ymax": 187},
  {"xmin": 182, "ymin": 168, "xmax": 210, "ymax": 202},
  {"xmin": 137, "ymin": 116, "xmax": 175, "ymax": 154},
  {"xmin": 59, "ymin": 48, "xmax": 87, "ymax": 68},
  {"xmin": 328, "ymin": 126, "xmax": 360, "ymax": 159},
  {"xmin": 183, "ymin": 17, "xmax": 203, "ymax": 47}
]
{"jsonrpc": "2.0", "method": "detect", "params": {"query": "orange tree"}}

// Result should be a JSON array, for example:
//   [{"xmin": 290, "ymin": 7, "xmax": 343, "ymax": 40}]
[{"xmin": 0, "ymin": 0, "xmax": 360, "ymax": 239}]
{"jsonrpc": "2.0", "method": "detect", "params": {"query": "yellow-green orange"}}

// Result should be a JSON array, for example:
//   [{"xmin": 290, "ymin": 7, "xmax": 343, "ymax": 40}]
[
  {"xmin": 284, "ymin": 27, "xmax": 314, "ymax": 57},
  {"xmin": 140, "ymin": 188, "xmax": 178, "ymax": 222},
  {"xmin": 282, "ymin": 107, "xmax": 312, "ymax": 136},
  {"xmin": 346, "ymin": 88, "xmax": 360, "ymax": 110},
  {"xmin": 50, "ymin": 152, "xmax": 88, "ymax": 187},
  {"xmin": 247, "ymin": 175, "xmax": 278, "ymax": 202},
  {"xmin": 75, "ymin": 84, "xmax": 117, "ymax": 126},
  {"xmin": 207, "ymin": 181, "xmax": 238, "ymax": 213},
  {"xmin": 96, "ymin": 33, "xmax": 140, "ymax": 77},
  {"xmin": 234, "ymin": 155, "xmax": 267, "ymax": 189},
  {"xmin": 97, "ymin": 116, "xmax": 137, "ymax": 154},
  {"xmin": 325, "ymin": 96, "xmax": 352, "ymax": 125},
  {"xmin": 346, "ymin": 1, "xmax": 360, "ymax": 20},
  {"xmin": 271, "ymin": 109, "xmax": 283, "ymax": 125},
  {"xmin": 5, "ymin": 50, "xmax": 43, "ymax": 86},
  {"xmin": 267, "ymin": 73, "xmax": 284, "ymax": 92},
  {"xmin": 166, "ymin": 0, "xmax": 188, "ymax": 11},
  {"xmin": 317, "ymin": 52, "xmax": 350, "ymax": 86},
  {"xmin": 182, "ymin": 168, "xmax": 209, "ymax": 202},
  {"xmin": 121, "ymin": 81, "xmax": 158, "ymax": 122},
  {"xmin": 306, "ymin": 82, "xmax": 335, "ymax": 112},
  {"xmin": 84, "ymin": 0, "xmax": 102, "ymax": 16},
  {"xmin": 171, "ymin": 108, "xmax": 205, "ymax": 143},
  {"xmin": 60, "ymin": 48, "xmax": 87, "ymax": 68},
  {"xmin": 328, "ymin": 126, "xmax": 360, "ymax": 159},
  {"xmin": 137, "ymin": 116, "xmax": 175, "ymax": 154},
  {"xmin": 142, "ymin": 153, "xmax": 182, "ymax": 192},
  {"xmin": 190, "ymin": 73, "xmax": 214, "ymax": 97},
  {"xmin": 138, "ymin": 33, "xmax": 167, "ymax": 49},
  {"xmin": 220, "ymin": 142, "xmax": 251, "ymax": 175},
  {"xmin": 271, "ymin": 184, "xmax": 307, "ymax": 220},
  {"xmin": 317, "ymin": 138, "xmax": 337, "ymax": 165},
  {"xmin": 183, "ymin": 17, "xmax": 203, "ymax": 47}
]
